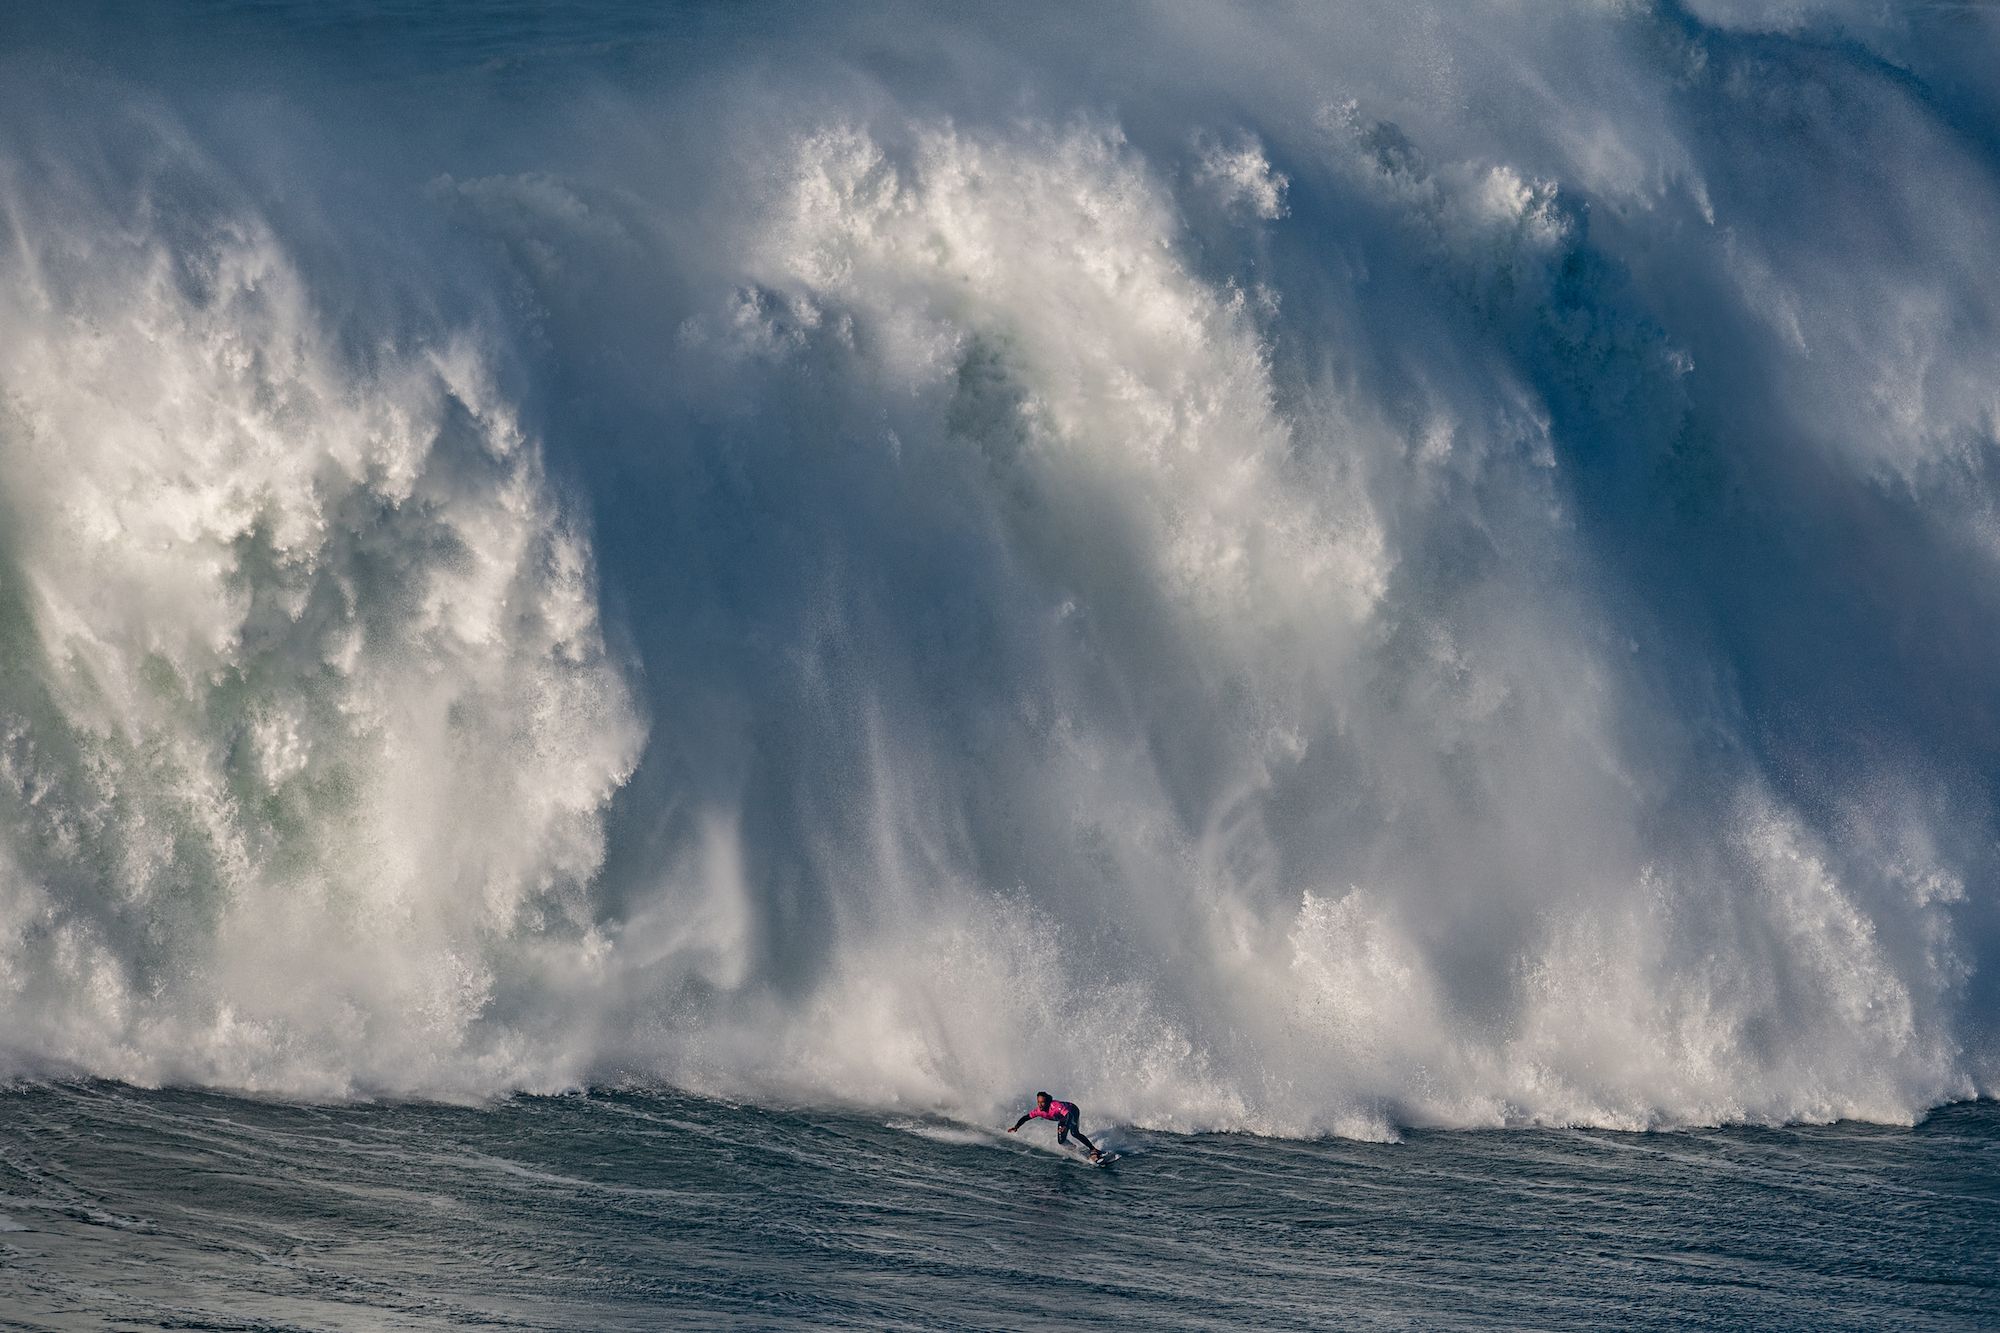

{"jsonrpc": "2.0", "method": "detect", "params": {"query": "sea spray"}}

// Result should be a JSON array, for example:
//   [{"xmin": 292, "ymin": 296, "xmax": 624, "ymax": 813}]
[
  {"xmin": 0, "ymin": 113, "xmax": 645, "ymax": 1095},
  {"xmin": 0, "ymin": 1, "xmax": 1994, "ymax": 1135}
]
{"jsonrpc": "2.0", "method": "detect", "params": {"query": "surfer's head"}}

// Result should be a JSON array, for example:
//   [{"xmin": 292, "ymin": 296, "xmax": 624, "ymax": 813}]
[{"xmin": 1034, "ymin": 1091, "xmax": 1051, "ymax": 1108}]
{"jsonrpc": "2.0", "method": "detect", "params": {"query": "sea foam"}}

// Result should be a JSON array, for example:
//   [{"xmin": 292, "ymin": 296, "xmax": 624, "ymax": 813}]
[{"xmin": 0, "ymin": 1, "xmax": 1994, "ymax": 1136}]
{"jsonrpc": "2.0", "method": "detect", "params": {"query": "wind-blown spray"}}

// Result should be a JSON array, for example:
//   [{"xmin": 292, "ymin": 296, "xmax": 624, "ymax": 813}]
[{"xmin": 0, "ymin": 0, "xmax": 1995, "ymax": 1136}]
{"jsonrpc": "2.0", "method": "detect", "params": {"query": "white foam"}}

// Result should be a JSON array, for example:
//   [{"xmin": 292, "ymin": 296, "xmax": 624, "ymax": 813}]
[
  {"xmin": 0, "ymin": 3, "xmax": 1996, "ymax": 1139},
  {"xmin": 0, "ymin": 122, "xmax": 644, "ymax": 1097},
  {"xmin": 887, "ymin": 1119, "xmax": 1001, "ymax": 1148}
]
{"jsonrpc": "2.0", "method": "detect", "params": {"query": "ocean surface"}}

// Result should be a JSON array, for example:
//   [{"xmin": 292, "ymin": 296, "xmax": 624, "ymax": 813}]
[
  {"xmin": 3, "ymin": 1, "xmax": 2000, "ymax": 1326},
  {"xmin": 3, "ymin": 1083, "xmax": 1996, "ymax": 1331}
]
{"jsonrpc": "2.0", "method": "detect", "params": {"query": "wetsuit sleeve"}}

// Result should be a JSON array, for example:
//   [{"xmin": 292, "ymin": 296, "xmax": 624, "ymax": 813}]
[{"xmin": 1010, "ymin": 1114, "xmax": 1032, "ymax": 1130}]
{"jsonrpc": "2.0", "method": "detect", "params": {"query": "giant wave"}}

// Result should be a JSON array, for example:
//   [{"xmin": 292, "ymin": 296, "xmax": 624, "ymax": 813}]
[{"xmin": 0, "ymin": 0, "xmax": 1996, "ymax": 1138}]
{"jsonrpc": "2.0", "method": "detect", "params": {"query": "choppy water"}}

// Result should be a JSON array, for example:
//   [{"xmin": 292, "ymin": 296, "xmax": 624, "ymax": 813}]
[{"xmin": 2, "ymin": 1083, "xmax": 1996, "ymax": 1330}]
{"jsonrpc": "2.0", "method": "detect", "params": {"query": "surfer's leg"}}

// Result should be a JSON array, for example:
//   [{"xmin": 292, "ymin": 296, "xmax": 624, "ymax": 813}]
[{"xmin": 1064, "ymin": 1110, "xmax": 1097, "ymax": 1154}]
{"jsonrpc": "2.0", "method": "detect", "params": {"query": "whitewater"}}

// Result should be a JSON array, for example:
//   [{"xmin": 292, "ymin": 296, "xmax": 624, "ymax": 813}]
[{"xmin": 2, "ymin": 0, "xmax": 1999, "ymax": 1151}]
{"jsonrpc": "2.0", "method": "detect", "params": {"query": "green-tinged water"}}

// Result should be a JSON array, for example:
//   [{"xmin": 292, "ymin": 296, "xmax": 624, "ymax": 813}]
[{"xmin": 4, "ymin": 6, "xmax": 2000, "ymax": 1326}]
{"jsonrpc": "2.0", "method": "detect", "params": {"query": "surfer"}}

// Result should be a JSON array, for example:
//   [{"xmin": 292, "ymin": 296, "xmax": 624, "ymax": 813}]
[{"xmin": 1008, "ymin": 1091, "xmax": 1102, "ymax": 1161}]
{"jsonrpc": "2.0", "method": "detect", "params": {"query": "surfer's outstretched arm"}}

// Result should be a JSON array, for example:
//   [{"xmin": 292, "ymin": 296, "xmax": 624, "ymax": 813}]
[{"xmin": 1007, "ymin": 1115, "xmax": 1032, "ymax": 1132}]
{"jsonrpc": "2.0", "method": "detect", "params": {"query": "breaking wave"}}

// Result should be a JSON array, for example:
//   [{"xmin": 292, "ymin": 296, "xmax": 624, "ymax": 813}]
[{"xmin": 1, "ymin": 0, "xmax": 1997, "ymax": 1136}]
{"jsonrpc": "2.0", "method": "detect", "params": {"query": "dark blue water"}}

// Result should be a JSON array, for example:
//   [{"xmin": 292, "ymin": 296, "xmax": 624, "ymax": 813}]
[{"xmin": 2, "ymin": 1084, "xmax": 1994, "ymax": 1330}]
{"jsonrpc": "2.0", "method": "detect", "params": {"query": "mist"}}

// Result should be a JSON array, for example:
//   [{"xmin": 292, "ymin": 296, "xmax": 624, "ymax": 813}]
[{"xmin": 0, "ymin": 1, "xmax": 1996, "ymax": 1137}]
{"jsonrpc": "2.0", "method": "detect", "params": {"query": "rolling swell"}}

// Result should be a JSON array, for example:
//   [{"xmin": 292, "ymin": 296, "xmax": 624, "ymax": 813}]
[{"xmin": 0, "ymin": 1, "xmax": 1996, "ymax": 1137}]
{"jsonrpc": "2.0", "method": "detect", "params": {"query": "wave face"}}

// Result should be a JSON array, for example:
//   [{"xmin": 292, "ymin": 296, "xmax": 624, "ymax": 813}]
[{"xmin": 1, "ymin": 1, "xmax": 1997, "ymax": 1134}]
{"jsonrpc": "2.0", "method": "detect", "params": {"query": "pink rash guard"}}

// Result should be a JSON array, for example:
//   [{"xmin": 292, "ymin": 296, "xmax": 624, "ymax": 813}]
[{"xmin": 1011, "ymin": 1097, "xmax": 1098, "ymax": 1156}]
